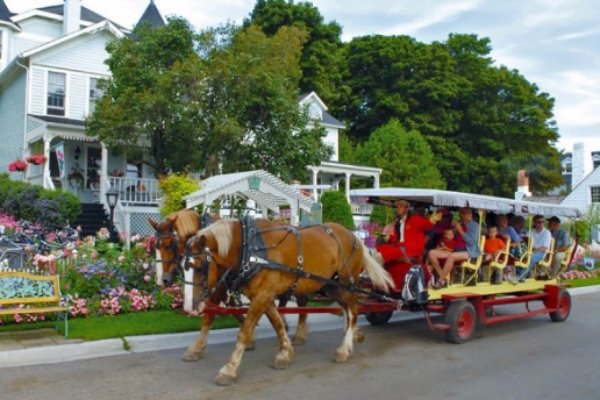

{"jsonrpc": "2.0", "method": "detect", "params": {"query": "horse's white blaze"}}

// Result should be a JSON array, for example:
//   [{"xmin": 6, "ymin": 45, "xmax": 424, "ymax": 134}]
[
  {"xmin": 183, "ymin": 267, "xmax": 195, "ymax": 314},
  {"xmin": 155, "ymin": 249, "xmax": 163, "ymax": 286}
]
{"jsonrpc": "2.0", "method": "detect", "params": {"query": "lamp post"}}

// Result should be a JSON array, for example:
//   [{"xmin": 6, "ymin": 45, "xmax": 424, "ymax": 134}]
[{"xmin": 105, "ymin": 187, "xmax": 119, "ymax": 242}]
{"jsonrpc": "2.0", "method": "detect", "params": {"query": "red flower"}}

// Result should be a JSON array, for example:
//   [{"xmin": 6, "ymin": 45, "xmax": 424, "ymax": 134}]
[
  {"xmin": 8, "ymin": 159, "xmax": 28, "ymax": 172},
  {"xmin": 26, "ymin": 154, "xmax": 47, "ymax": 165}
]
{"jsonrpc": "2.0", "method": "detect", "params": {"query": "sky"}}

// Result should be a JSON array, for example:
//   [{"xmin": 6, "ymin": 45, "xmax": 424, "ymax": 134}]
[{"xmin": 5, "ymin": 0, "xmax": 600, "ymax": 153}]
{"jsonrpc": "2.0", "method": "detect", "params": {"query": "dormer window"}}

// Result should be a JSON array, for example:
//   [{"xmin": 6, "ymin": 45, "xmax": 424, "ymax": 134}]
[{"xmin": 47, "ymin": 71, "xmax": 66, "ymax": 116}]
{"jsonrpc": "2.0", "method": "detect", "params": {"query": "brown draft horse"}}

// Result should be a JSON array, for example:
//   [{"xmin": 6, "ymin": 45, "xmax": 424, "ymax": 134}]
[
  {"xmin": 148, "ymin": 210, "xmax": 309, "ymax": 362},
  {"xmin": 184, "ymin": 218, "xmax": 394, "ymax": 386}
]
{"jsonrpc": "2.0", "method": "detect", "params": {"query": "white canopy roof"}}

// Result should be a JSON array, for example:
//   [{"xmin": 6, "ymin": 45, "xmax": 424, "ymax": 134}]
[
  {"xmin": 349, "ymin": 188, "xmax": 582, "ymax": 218},
  {"xmin": 184, "ymin": 170, "xmax": 314, "ymax": 223}
]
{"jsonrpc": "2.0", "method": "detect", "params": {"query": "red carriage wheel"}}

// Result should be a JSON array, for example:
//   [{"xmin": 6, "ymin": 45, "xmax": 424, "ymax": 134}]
[
  {"xmin": 549, "ymin": 289, "xmax": 571, "ymax": 322},
  {"xmin": 445, "ymin": 300, "xmax": 477, "ymax": 344}
]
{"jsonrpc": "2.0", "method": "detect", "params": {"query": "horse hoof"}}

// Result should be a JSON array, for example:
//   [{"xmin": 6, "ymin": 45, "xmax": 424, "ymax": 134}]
[
  {"xmin": 215, "ymin": 373, "xmax": 236, "ymax": 386},
  {"xmin": 354, "ymin": 331, "xmax": 365, "ymax": 343},
  {"xmin": 181, "ymin": 350, "xmax": 201, "ymax": 362},
  {"xmin": 246, "ymin": 341, "xmax": 256, "ymax": 351},
  {"xmin": 292, "ymin": 336, "xmax": 306, "ymax": 346},
  {"xmin": 270, "ymin": 357, "xmax": 290, "ymax": 370},
  {"xmin": 335, "ymin": 350, "xmax": 350, "ymax": 363}
]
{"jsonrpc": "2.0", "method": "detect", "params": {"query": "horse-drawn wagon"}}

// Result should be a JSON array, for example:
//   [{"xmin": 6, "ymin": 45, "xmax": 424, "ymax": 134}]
[{"xmin": 151, "ymin": 188, "xmax": 581, "ymax": 384}]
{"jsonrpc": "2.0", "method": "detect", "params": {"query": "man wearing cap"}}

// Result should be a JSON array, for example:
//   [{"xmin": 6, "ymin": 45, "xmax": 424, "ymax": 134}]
[
  {"xmin": 374, "ymin": 200, "xmax": 441, "ymax": 288},
  {"xmin": 518, "ymin": 214, "xmax": 551, "ymax": 281},
  {"xmin": 547, "ymin": 216, "xmax": 572, "ymax": 278}
]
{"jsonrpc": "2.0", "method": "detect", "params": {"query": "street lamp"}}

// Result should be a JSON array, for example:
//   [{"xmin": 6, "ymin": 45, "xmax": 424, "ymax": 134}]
[{"xmin": 105, "ymin": 187, "xmax": 119, "ymax": 242}]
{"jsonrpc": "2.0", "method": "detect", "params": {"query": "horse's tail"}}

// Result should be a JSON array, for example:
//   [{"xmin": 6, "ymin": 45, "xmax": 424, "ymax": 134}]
[{"xmin": 360, "ymin": 241, "xmax": 395, "ymax": 293}]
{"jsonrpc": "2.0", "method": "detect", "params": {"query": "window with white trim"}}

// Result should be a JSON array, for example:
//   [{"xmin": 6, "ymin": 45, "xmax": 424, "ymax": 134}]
[
  {"xmin": 592, "ymin": 186, "xmax": 600, "ymax": 204},
  {"xmin": 89, "ymin": 77, "xmax": 104, "ymax": 115},
  {"xmin": 47, "ymin": 71, "xmax": 66, "ymax": 116}
]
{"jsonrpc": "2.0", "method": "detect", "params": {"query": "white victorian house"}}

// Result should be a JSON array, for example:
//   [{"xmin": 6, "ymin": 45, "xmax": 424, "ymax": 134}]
[{"xmin": 0, "ymin": 0, "xmax": 380, "ymax": 238}]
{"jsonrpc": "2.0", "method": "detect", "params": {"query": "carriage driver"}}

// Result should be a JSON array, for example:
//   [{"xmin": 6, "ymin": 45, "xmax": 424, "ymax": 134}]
[{"xmin": 372, "ymin": 200, "xmax": 442, "ymax": 288}]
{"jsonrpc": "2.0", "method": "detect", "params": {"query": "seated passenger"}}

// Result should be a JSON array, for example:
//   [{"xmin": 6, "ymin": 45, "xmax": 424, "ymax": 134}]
[
  {"xmin": 547, "ymin": 216, "xmax": 572, "ymax": 278},
  {"xmin": 517, "ymin": 214, "xmax": 551, "ymax": 281},
  {"xmin": 373, "ymin": 200, "xmax": 442, "ymax": 289},
  {"xmin": 437, "ymin": 228, "xmax": 457, "ymax": 252},
  {"xmin": 496, "ymin": 214, "xmax": 522, "ymax": 257},
  {"xmin": 429, "ymin": 207, "xmax": 481, "ymax": 289},
  {"xmin": 484, "ymin": 225, "xmax": 506, "ymax": 264}
]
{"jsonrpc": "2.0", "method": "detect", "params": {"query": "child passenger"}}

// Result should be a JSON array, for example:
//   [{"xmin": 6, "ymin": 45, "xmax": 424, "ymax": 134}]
[
  {"xmin": 437, "ymin": 228, "xmax": 456, "ymax": 252},
  {"xmin": 484, "ymin": 225, "xmax": 506, "ymax": 263}
]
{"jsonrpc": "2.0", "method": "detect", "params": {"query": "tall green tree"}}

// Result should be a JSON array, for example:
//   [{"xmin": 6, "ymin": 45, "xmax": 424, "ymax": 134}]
[
  {"xmin": 198, "ymin": 24, "xmax": 332, "ymax": 180},
  {"xmin": 86, "ymin": 17, "xmax": 203, "ymax": 176},
  {"xmin": 246, "ymin": 0, "xmax": 345, "ymax": 105},
  {"xmin": 356, "ymin": 119, "xmax": 446, "ymax": 188},
  {"xmin": 339, "ymin": 33, "xmax": 562, "ymax": 195}
]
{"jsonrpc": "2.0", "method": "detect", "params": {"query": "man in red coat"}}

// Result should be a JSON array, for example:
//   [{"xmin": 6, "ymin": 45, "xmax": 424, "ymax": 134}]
[{"xmin": 375, "ymin": 200, "xmax": 441, "ymax": 289}]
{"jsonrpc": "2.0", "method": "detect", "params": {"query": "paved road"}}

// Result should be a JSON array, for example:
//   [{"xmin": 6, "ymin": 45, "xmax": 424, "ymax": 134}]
[{"xmin": 2, "ymin": 291, "xmax": 599, "ymax": 400}]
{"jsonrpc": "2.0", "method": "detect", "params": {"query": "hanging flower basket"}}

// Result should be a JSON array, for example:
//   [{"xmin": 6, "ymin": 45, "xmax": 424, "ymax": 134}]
[
  {"xmin": 8, "ymin": 160, "xmax": 28, "ymax": 172},
  {"xmin": 68, "ymin": 167, "xmax": 85, "ymax": 188},
  {"xmin": 26, "ymin": 154, "xmax": 47, "ymax": 165}
]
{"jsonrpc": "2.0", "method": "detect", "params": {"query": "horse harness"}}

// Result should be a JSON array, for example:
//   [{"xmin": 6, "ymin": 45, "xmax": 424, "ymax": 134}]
[{"xmin": 185, "ymin": 217, "xmax": 389, "ymax": 300}]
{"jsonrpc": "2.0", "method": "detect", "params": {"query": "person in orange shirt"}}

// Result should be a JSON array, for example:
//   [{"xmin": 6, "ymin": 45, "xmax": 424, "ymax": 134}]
[{"xmin": 484, "ymin": 225, "xmax": 506, "ymax": 263}]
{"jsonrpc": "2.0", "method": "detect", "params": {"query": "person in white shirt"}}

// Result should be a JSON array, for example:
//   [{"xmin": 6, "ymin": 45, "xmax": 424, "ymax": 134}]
[{"xmin": 518, "ymin": 214, "xmax": 551, "ymax": 281}]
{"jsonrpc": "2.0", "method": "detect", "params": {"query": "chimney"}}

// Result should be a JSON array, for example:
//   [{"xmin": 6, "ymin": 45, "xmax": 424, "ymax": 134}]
[
  {"xmin": 63, "ymin": 0, "xmax": 81, "ymax": 35},
  {"xmin": 515, "ymin": 169, "xmax": 531, "ymax": 201},
  {"xmin": 571, "ymin": 142, "xmax": 591, "ymax": 188}
]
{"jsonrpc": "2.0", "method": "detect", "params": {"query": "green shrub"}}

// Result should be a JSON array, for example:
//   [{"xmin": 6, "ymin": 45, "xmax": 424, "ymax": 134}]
[
  {"xmin": 158, "ymin": 173, "xmax": 199, "ymax": 216},
  {"xmin": 321, "ymin": 190, "xmax": 355, "ymax": 230},
  {"xmin": 369, "ymin": 204, "xmax": 394, "ymax": 227},
  {"xmin": 0, "ymin": 173, "xmax": 80, "ymax": 228}
]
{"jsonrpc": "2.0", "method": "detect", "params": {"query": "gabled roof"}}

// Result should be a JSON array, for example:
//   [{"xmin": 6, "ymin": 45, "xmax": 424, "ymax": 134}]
[
  {"xmin": 135, "ymin": 0, "xmax": 165, "ymax": 30},
  {"xmin": 299, "ymin": 91, "xmax": 345, "ymax": 129},
  {"xmin": 21, "ymin": 20, "xmax": 124, "ymax": 59},
  {"xmin": 0, "ymin": 0, "xmax": 20, "ymax": 31}
]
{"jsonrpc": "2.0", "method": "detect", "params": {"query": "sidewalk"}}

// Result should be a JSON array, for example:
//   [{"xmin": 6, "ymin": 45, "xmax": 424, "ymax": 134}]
[{"xmin": 1, "ymin": 286, "xmax": 599, "ymax": 369}]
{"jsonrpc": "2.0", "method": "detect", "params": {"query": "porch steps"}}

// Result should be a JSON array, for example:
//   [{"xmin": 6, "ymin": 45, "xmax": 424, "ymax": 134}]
[{"xmin": 71, "ymin": 203, "xmax": 110, "ymax": 238}]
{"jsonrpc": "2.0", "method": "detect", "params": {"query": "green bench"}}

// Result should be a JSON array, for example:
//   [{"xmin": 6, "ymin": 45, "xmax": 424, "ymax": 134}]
[{"xmin": 0, "ymin": 271, "xmax": 69, "ymax": 337}]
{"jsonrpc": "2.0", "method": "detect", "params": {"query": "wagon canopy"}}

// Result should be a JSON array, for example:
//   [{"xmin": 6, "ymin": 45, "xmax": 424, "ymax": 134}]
[{"xmin": 349, "ymin": 188, "xmax": 582, "ymax": 218}]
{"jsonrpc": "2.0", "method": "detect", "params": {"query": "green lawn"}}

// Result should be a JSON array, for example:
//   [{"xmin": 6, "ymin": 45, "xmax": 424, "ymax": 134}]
[
  {"xmin": 568, "ymin": 275, "xmax": 600, "ymax": 288},
  {"xmin": 0, "ymin": 311, "xmax": 239, "ymax": 341}
]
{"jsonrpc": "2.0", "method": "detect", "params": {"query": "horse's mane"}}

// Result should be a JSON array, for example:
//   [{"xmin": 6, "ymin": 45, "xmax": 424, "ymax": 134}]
[
  {"xmin": 170, "ymin": 209, "xmax": 201, "ymax": 239},
  {"xmin": 197, "ymin": 219, "xmax": 233, "ymax": 258}
]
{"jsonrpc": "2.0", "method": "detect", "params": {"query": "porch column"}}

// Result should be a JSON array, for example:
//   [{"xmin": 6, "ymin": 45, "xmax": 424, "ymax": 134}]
[
  {"xmin": 100, "ymin": 144, "xmax": 108, "ymax": 197},
  {"xmin": 373, "ymin": 174, "xmax": 380, "ymax": 188},
  {"xmin": 311, "ymin": 167, "xmax": 319, "ymax": 201},
  {"xmin": 345, "ymin": 172, "xmax": 351, "ymax": 203},
  {"xmin": 43, "ymin": 135, "xmax": 51, "ymax": 189}
]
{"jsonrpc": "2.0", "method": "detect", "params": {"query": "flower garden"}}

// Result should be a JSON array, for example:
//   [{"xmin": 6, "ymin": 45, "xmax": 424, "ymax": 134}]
[{"xmin": 0, "ymin": 212, "xmax": 185, "ymax": 326}]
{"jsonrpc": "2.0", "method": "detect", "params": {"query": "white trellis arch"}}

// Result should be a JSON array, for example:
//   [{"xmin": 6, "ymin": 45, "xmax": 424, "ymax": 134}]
[{"xmin": 184, "ymin": 170, "xmax": 314, "ymax": 225}]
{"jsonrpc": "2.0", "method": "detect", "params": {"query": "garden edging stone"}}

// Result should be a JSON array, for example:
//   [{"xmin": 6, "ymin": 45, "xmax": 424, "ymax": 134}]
[{"xmin": 1, "ymin": 285, "xmax": 598, "ymax": 369}]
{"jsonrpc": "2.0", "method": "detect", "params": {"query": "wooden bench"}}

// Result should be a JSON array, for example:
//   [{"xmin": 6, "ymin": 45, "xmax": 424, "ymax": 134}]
[{"xmin": 0, "ymin": 271, "xmax": 69, "ymax": 337}]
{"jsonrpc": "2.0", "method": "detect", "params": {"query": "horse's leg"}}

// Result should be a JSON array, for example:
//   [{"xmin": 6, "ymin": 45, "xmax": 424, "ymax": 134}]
[
  {"xmin": 182, "ymin": 314, "xmax": 213, "ymax": 361},
  {"xmin": 227, "ymin": 295, "xmax": 255, "ymax": 351},
  {"xmin": 276, "ymin": 293, "xmax": 290, "ymax": 332},
  {"xmin": 215, "ymin": 295, "xmax": 270, "ymax": 386},
  {"xmin": 291, "ymin": 295, "xmax": 308, "ymax": 346},
  {"xmin": 264, "ymin": 300, "xmax": 294, "ymax": 370},
  {"xmin": 333, "ymin": 292, "xmax": 359, "ymax": 363}
]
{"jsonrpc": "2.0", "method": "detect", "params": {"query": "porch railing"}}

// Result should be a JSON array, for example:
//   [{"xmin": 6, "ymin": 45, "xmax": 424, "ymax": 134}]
[{"xmin": 108, "ymin": 177, "xmax": 161, "ymax": 205}]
